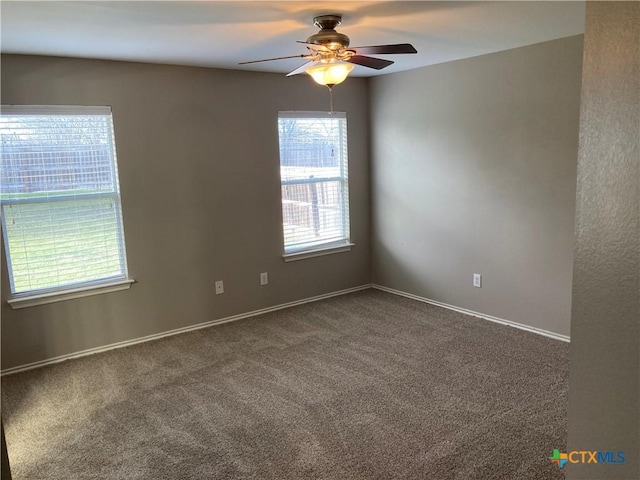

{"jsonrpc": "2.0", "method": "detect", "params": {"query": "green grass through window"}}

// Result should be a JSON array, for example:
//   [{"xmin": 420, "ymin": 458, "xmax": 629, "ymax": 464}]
[{"xmin": 3, "ymin": 198, "xmax": 123, "ymax": 293}]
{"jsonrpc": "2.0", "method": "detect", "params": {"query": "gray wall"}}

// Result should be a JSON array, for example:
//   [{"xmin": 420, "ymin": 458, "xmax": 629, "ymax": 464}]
[
  {"xmin": 0, "ymin": 55, "xmax": 371, "ymax": 369},
  {"xmin": 567, "ymin": 2, "xmax": 639, "ymax": 479},
  {"xmin": 370, "ymin": 36, "xmax": 583, "ymax": 337}
]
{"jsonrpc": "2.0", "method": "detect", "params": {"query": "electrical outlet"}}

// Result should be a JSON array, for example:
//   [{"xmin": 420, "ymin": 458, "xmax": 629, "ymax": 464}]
[
  {"xmin": 473, "ymin": 274, "xmax": 482, "ymax": 288},
  {"xmin": 215, "ymin": 280, "xmax": 224, "ymax": 295},
  {"xmin": 260, "ymin": 272, "xmax": 268, "ymax": 285}
]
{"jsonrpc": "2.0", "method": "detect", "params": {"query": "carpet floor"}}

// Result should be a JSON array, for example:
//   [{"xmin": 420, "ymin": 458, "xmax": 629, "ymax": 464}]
[{"xmin": 1, "ymin": 289, "xmax": 568, "ymax": 479}]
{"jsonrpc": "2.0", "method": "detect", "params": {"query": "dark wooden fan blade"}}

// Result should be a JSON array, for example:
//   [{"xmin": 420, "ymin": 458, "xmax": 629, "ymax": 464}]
[
  {"xmin": 286, "ymin": 60, "xmax": 317, "ymax": 77},
  {"xmin": 346, "ymin": 55, "xmax": 394, "ymax": 70},
  {"xmin": 350, "ymin": 43, "xmax": 417, "ymax": 55},
  {"xmin": 238, "ymin": 54, "xmax": 312, "ymax": 65}
]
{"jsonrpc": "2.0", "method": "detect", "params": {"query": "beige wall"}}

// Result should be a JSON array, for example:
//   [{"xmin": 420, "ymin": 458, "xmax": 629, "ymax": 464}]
[
  {"xmin": 369, "ymin": 36, "xmax": 583, "ymax": 337},
  {"xmin": 0, "ymin": 55, "xmax": 372, "ymax": 369},
  {"xmin": 567, "ymin": 2, "xmax": 639, "ymax": 479}
]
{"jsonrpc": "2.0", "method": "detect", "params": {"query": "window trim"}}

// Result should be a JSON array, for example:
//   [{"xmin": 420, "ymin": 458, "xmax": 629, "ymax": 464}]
[
  {"xmin": 282, "ymin": 241, "xmax": 355, "ymax": 262},
  {"xmin": 1, "ymin": 104, "xmax": 133, "ymax": 305},
  {"xmin": 7, "ymin": 278, "xmax": 135, "ymax": 309},
  {"xmin": 278, "ymin": 111, "xmax": 351, "ymax": 258}
]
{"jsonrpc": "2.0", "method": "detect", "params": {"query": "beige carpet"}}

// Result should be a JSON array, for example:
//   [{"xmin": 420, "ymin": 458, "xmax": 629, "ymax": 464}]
[{"xmin": 1, "ymin": 289, "xmax": 568, "ymax": 479}]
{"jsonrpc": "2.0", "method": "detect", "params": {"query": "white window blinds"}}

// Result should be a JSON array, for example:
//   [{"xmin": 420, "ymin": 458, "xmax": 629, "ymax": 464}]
[
  {"xmin": 278, "ymin": 111, "xmax": 350, "ymax": 254},
  {"xmin": 0, "ymin": 105, "xmax": 129, "ymax": 295}
]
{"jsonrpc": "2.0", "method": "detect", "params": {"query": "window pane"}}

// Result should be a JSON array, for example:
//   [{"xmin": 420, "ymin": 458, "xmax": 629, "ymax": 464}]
[
  {"xmin": 3, "ymin": 198, "xmax": 124, "ymax": 293},
  {"xmin": 0, "ymin": 106, "xmax": 129, "ymax": 295},
  {"xmin": 282, "ymin": 180, "xmax": 346, "ymax": 248},
  {"xmin": 278, "ymin": 117, "xmax": 343, "ymax": 180},
  {"xmin": 278, "ymin": 112, "xmax": 349, "ymax": 253},
  {"xmin": 1, "ymin": 114, "xmax": 117, "ymax": 198}
]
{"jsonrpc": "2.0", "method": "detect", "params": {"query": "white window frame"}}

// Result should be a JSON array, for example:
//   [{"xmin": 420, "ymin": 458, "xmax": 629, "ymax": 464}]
[
  {"xmin": 278, "ymin": 111, "xmax": 353, "ymax": 261},
  {"xmin": 1, "ymin": 105, "xmax": 133, "ymax": 308}
]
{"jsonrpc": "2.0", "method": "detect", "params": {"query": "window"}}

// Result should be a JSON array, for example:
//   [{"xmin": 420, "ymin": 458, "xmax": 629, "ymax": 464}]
[
  {"xmin": 1, "ymin": 105, "xmax": 131, "ymax": 305},
  {"xmin": 278, "ymin": 111, "xmax": 352, "ymax": 259}
]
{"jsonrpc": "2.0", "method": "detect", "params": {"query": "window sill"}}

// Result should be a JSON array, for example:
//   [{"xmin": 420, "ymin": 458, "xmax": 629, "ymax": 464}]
[
  {"xmin": 7, "ymin": 279, "xmax": 135, "ymax": 310},
  {"xmin": 283, "ymin": 243, "xmax": 355, "ymax": 262}
]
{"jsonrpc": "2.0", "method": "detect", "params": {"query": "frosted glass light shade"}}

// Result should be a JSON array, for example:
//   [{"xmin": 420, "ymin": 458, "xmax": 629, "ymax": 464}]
[{"xmin": 306, "ymin": 63, "xmax": 354, "ymax": 86}]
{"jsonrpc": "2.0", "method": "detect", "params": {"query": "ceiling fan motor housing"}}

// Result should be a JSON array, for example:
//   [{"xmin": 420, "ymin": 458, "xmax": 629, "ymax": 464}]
[{"xmin": 307, "ymin": 15, "xmax": 350, "ymax": 50}]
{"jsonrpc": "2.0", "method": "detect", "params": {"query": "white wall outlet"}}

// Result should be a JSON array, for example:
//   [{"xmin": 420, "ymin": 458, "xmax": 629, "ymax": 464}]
[
  {"xmin": 215, "ymin": 280, "xmax": 224, "ymax": 295},
  {"xmin": 473, "ymin": 273, "xmax": 482, "ymax": 288},
  {"xmin": 260, "ymin": 272, "xmax": 268, "ymax": 286}
]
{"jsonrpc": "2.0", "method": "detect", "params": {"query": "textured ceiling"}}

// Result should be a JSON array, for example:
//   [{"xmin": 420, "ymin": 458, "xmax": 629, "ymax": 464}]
[{"xmin": 0, "ymin": 1, "xmax": 585, "ymax": 77}]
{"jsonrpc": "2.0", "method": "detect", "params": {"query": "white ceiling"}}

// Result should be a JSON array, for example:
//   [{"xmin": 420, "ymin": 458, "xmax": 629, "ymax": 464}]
[{"xmin": 1, "ymin": 1, "xmax": 585, "ymax": 77}]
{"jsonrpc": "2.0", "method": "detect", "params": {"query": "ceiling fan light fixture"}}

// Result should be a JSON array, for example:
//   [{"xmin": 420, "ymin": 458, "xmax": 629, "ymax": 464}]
[{"xmin": 306, "ymin": 62, "xmax": 354, "ymax": 86}]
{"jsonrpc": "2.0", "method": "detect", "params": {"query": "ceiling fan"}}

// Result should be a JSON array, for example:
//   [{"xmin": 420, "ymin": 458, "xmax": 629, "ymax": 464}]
[{"xmin": 239, "ymin": 14, "xmax": 417, "ymax": 87}]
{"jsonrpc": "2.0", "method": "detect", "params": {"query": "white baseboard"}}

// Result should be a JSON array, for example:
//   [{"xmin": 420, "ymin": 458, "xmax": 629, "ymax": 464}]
[
  {"xmin": 1, "ymin": 284, "xmax": 373, "ymax": 376},
  {"xmin": 2, "ymin": 283, "xmax": 568, "ymax": 376},
  {"xmin": 372, "ymin": 284, "xmax": 570, "ymax": 343}
]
